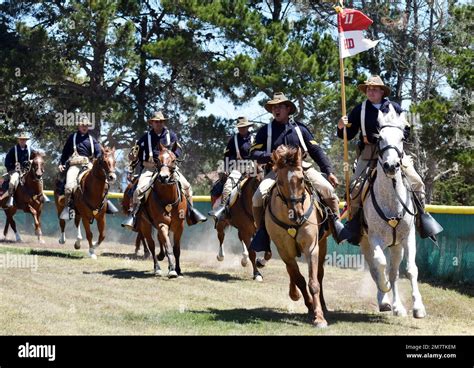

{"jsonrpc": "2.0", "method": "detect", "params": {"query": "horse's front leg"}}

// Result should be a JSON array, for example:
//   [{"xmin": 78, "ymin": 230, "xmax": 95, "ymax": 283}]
[
  {"xmin": 28, "ymin": 205, "xmax": 44, "ymax": 244},
  {"xmin": 173, "ymin": 222, "xmax": 184, "ymax": 277},
  {"xmin": 317, "ymin": 237, "xmax": 328, "ymax": 314},
  {"xmin": 95, "ymin": 213, "xmax": 106, "ymax": 248},
  {"xmin": 405, "ymin": 228, "xmax": 426, "ymax": 318},
  {"xmin": 81, "ymin": 217, "xmax": 96, "ymax": 259},
  {"xmin": 157, "ymin": 224, "xmax": 177, "ymax": 278},
  {"xmin": 5, "ymin": 209, "xmax": 21, "ymax": 242},
  {"xmin": 73, "ymin": 216, "xmax": 82, "ymax": 249},
  {"xmin": 304, "ymin": 240, "xmax": 327, "ymax": 328},
  {"xmin": 389, "ymin": 244, "xmax": 407, "ymax": 316},
  {"xmin": 361, "ymin": 235, "xmax": 391, "ymax": 294},
  {"xmin": 216, "ymin": 220, "xmax": 226, "ymax": 261}
]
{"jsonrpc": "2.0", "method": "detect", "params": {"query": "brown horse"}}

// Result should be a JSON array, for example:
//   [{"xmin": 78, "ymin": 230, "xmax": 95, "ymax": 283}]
[
  {"xmin": 138, "ymin": 144, "xmax": 186, "ymax": 278},
  {"xmin": 1, "ymin": 152, "xmax": 46, "ymax": 243},
  {"xmin": 212, "ymin": 168, "xmax": 271, "ymax": 281},
  {"xmin": 265, "ymin": 145, "xmax": 330, "ymax": 327},
  {"xmin": 121, "ymin": 179, "xmax": 150, "ymax": 258},
  {"xmin": 55, "ymin": 147, "xmax": 116, "ymax": 258}
]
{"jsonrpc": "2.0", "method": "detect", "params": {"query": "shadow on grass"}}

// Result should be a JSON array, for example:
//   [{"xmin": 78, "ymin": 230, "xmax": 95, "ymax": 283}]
[
  {"xmin": 325, "ymin": 309, "xmax": 418, "ymax": 328},
  {"xmin": 90, "ymin": 268, "xmax": 155, "ymax": 279},
  {"xmin": 0, "ymin": 246, "xmax": 84, "ymax": 259},
  {"xmin": 101, "ymin": 251, "xmax": 150, "ymax": 261},
  {"xmin": 183, "ymin": 270, "xmax": 243, "ymax": 282},
  {"xmin": 420, "ymin": 278, "xmax": 474, "ymax": 298},
  {"xmin": 189, "ymin": 308, "xmax": 307, "ymax": 326}
]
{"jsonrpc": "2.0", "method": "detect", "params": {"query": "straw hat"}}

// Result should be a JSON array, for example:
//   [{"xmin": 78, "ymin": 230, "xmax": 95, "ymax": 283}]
[
  {"xmin": 236, "ymin": 116, "xmax": 254, "ymax": 128},
  {"xmin": 148, "ymin": 111, "xmax": 168, "ymax": 125},
  {"xmin": 358, "ymin": 75, "xmax": 391, "ymax": 97},
  {"xmin": 16, "ymin": 133, "xmax": 30, "ymax": 140},
  {"xmin": 264, "ymin": 92, "xmax": 297, "ymax": 115}
]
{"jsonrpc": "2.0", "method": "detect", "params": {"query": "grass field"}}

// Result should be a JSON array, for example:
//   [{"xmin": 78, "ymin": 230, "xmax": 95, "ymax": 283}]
[{"xmin": 0, "ymin": 235, "xmax": 472, "ymax": 335}]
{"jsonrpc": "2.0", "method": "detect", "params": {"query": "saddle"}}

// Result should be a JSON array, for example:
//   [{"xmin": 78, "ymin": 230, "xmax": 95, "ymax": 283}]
[{"xmin": 228, "ymin": 176, "xmax": 249, "ymax": 209}]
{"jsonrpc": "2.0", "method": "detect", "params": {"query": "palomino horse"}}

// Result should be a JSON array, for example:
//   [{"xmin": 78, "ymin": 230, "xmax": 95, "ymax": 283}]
[
  {"xmin": 212, "ymin": 168, "xmax": 270, "ymax": 281},
  {"xmin": 138, "ymin": 144, "xmax": 186, "ymax": 278},
  {"xmin": 361, "ymin": 106, "xmax": 426, "ymax": 318},
  {"xmin": 1, "ymin": 152, "xmax": 46, "ymax": 243},
  {"xmin": 122, "ymin": 179, "xmax": 150, "ymax": 258},
  {"xmin": 265, "ymin": 145, "xmax": 330, "ymax": 327},
  {"xmin": 55, "ymin": 147, "xmax": 117, "ymax": 259}
]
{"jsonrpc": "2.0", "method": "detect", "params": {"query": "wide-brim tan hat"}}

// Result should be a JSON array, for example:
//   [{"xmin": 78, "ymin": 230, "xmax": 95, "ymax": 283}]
[
  {"xmin": 264, "ymin": 92, "xmax": 297, "ymax": 115},
  {"xmin": 16, "ymin": 133, "xmax": 30, "ymax": 140},
  {"xmin": 148, "ymin": 111, "xmax": 168, "ymax": 125},
  {"xmin": 236, "ymin": 116, "xmax": 254, "ymax": 128},
  {"xmin": 358, "ymin": 75, "xmax": 391, "ymax": 97}
]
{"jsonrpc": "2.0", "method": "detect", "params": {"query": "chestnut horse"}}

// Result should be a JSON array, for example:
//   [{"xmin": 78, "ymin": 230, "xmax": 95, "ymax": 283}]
[
  {"xmin": 212, "ymin": 168, "xmax": 271, "ymax": 281},
  {"xmin": 138, "ymin": 144, "xmax": 186, "ymax": 278},
  {"xmin": 1, "ymin": 152, "xmax": 46, "ymax": 243},
  {"xmin": 122, "ymin": 179, "xmax": 150, "ymax": 258},
  {"xmin": 55, "ymin": 147, "xmax": 116, "ymax": 258},
  {"xmin": 265, "ymin": 145, "xmax": 330, "ymax": 327}
]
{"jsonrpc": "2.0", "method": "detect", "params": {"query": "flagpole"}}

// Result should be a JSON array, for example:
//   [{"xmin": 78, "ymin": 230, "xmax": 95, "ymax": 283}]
[{"xmin": 336, "ymin": 4, "xmax": 351, "ymax": 219}]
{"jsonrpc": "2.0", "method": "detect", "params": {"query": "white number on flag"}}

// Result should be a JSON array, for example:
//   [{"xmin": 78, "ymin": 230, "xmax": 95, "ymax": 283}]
[{"xmin": 345, "ymin": 13, "xmax": 354, "ymax": 25}]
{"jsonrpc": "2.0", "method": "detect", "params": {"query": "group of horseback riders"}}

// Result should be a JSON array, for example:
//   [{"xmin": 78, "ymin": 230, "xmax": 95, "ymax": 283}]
[
  {"xmin": 1, "ymin": 75, "xmax": 439, "ymax": 245},
  {"xmin": 208, "ymin": 75, "xmax": 439, "ymax": 249}
]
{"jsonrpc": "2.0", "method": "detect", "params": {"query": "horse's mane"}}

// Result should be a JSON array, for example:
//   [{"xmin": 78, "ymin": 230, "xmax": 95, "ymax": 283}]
[{"xmin": 272, "ymin": 145, "xmax": 301, "ymax": 170}]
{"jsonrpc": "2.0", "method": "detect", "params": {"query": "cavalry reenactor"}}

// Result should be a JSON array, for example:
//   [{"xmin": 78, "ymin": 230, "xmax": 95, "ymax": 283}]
[
  {"xmin": 250, "ymin": 92, "xmax": 345, "ymax": 252},
  {"xmin": 208, "ymin": 116, "xmax": 254, "ymax": 222},
  {"xmin": 122, "ymin": 111, "xmax": 207, "ymax": 229},
  {"xmin": 337, "ymin": 75, "xmax": 441, "ymax": 243},
  {"xmin": 58, "ymin": 117, "xmax": 103, "ymax": 220},
  {"xmin": 2, "ymin": 133, "xmax": 33, "ymax": 207}
]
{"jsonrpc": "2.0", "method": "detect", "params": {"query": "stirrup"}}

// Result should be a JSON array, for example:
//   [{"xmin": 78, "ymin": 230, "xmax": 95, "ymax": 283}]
[
  {"xmin": 340, "ymin": 209, "xmax": 363, "ymax": 245},
  {"xmin": 121, "ymin": 214, "xmax": 136, "ymax": 230},
  {"xmin": 208, "ymin": 205, "xmax": 227, "ymax": 222},
  {"xmin": 187, "ymin": 206, "xmax": 208, "ymax": 225},
  {"xmin": 6, "ymin": 196, "xmax": 14, "ymax": 208},
  {"xmin": 106, "ymin": 199, "xmax": 119, "ymax": 214}
]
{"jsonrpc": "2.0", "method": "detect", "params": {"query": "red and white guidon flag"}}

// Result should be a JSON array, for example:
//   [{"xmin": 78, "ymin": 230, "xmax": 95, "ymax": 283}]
[{"xmin": 338, "ymin": 8, "xmax": 379, "ymax": 58}]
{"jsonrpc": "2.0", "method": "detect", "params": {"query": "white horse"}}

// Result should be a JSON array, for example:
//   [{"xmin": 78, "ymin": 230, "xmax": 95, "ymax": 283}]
[{"xmin": 360, "ymin": 105, "xmax": 426, "ymax": 318}]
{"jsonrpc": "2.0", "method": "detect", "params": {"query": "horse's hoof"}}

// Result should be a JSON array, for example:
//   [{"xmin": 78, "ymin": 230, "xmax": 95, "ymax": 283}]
[
  {"xmin": 59, "ymin": 238, "xmax": 66, "ymax": 245},
  {"xmin": 168, "ymin": 270, "xmax": 178, "ymax": 279},
  {"xmin": 289, "ymin": 290, "xmax": 301, "ymax": 302},
  {"xmin": 413, "ymin": 307, "xmax": 426, "ymax": 319},
  {"xmin": 253, "ymin": 274, "xmax": 263, "ymax": 282},
  {"xmin": 256, "ymin": 258, "xmax": 266, "ymax": 268},
  {"xmin": 178, "ymin": 274, "xmax": 184, "ymax": 279},
  {"xmin": 313, "ymin": 320, "xmax": 328, "ymax": 329},
  {"xmin": 89, "ymin": 253, "xmax": 97, "ymax": 260},
  {"xmin": 379, "ymin": 303, "xmax": 392, "ymax": 312},
  {"xmin": 155, "ymin": 269, "xmax": 162, "ymax": 276},
  {"xmin": 216, "ymin": 254, "xmax": 224, "ymax": 262},
  {"xmin": 92, "ymin": 241, "xmax": 99, "ymax": 249},
  {"xmin": 38, "ymin": 239, "xmax": 45, "ymax": 245},
  {"xmin": 392, "ymin": 304, "xmax": 407, "ymax": 317},
  {"xmin": 241, "ymin": 257, "xmax": 249, "ymax": 267}
]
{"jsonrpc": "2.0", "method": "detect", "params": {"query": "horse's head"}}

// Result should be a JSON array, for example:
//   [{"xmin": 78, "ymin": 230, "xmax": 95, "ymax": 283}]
[
  {"xmin": 155, "ymin": 143, "xmax": 177, "ymax": 184},
  {"xmin": 377, "ymin": 106, "xmax": 407, "ymax": 178},
  {"xmin": 272, "ymin": 145, "xmax": 306, "ymax": 222},
  {"xmin": 29, "ymin": 151, "xmax": 45, "ymax": 180},
  {"xmin": 99, "ymin": 146, "xmax": 117, "ymax": 183}
]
